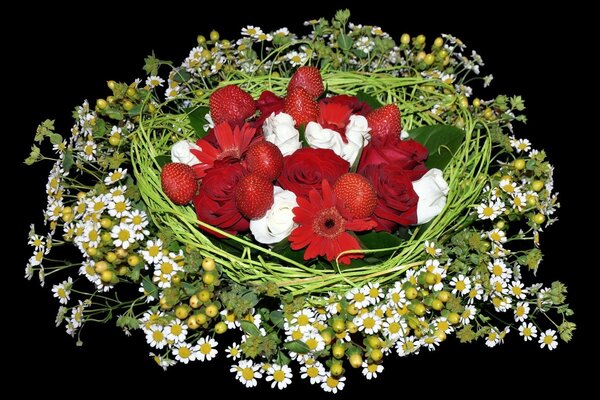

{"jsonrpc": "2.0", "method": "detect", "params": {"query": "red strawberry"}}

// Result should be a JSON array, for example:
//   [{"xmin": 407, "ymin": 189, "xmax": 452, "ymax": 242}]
[
  {"xmin": 284, "ymin": 87, "xmax": 320, "ymax": 127},
  {"xmin": 288, "ymin": 66, "xmax": 324, "ymax": 99},
  {"xmin": 333, "ymin": 173, "xmax": 377, "ymax": 219},
  {"xmin": 235, "ymin": 173, "xmax": 274, "ymax": 220},
  {"xmin": 209, "ymin": 85, "xmax": 256, "ymax": 125},
  {"xmin": 366, "ymin": 104, "xmax": 402, "ymax": 141},
  {"xmin": 245, "ymin": 141, "xmax": 284, "ymax": 181},
  {"xmin": 161, "ymin": 163, "xmax": 198, "ymax": 205}
]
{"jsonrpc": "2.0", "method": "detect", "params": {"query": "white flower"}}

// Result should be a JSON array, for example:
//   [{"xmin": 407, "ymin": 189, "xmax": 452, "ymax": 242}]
[
  {"xmin": 52, "ymin": 277, "xmax": 73, "ymax": 305},
  {"xmin": 539, "ymin": 329, "xmax": 558, "ymax": 350},
  {"xmin": 173, "ymin": 342, "xmax": 199, "ymax": 364},
  {"xmin": 519, "ymin": 322, "xmax": 538, "ymax": 341},
  {"xmin": 197, "ymin": 336, "xmax": 218, "ymax": 361},
  {"xmin": 171, "ymin": 140, "xmax": 201, "ymax": 166},
  {"xmin": 300, "ymin": 360, "xmax": 326, "ymax": 384},
  {"xmin": 250, "ymin": 187, "xmax": 298, "ymax": 244},
  {"xmin": 231, "ymin": 359, "xmax": 263, "ymax": 387},
  {"xmin": 263, "ymin": 112, "xmax": 301, "ymax": 156},
  {"xmin": 321, "ymin": 373, "xmax": 346, "ymax": 393},
  {"xmin": 266, "ymin": 364, "xmax": 293, "ymax": 389},
  {"xmin": 145, "ymin": 75, "xmax": 165, "ymax": 88},
  {"xmin": 305, "ymin": 115, "xmax": 370, "ymax": 165},
  {"xmin": 362, "ymin": 362, "xmax": 384, "ymax": 380},
  {"xmin": 412, "ymin": 168, "xmax": 449, "ymax": 224}
]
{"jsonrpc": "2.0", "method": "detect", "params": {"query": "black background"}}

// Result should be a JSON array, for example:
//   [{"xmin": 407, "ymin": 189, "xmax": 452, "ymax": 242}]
[{"xmin": 8, "ymin": 2, "xmax": 588, "ymax": 396}]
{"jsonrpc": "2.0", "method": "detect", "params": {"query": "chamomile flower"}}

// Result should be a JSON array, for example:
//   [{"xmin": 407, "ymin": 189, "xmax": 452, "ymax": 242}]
[
  {"xmin": 285, "ymin": 51, "xmax": 308, "ymax": 66},
  {"xmin": 396, "ymin": 335, "xmax": 421, "ymax": 357},
  {"xmin": 197, "ymin": 336, "xmax": 218, "ymax": 361},
  {"xmin": 321, "ymin": 373, "xmax": 345, "ymax": 394},
  {"xmin": 107, "ymin": 195, "xmax": 131, "ymax": 218},
  {"xmin": 81, "ymin": 139, "xmax": 97, "ymax": 161},
  {"xmin": 266, "ymin": 364, "xmax": 293, "ymax": 389},
  {"xmin": 512, "ymin": 193, "xmax": 527, "ymax": 212},
  {"xmin": 346, "ymin": 286, "xmax": 371, "ymax": 309},
  {"xmin": 519, "ymin": 322, "xmax": 538, "ymax": 341},
  {"xmin": 221, "ymin": 310, "xmax": 240, "ymax": 330},
  {"xmin": 273, "ymin": 27, "xmax": 290, "ymax": 37},
  {"xmin": 299, "ymin": 359, "xmax": 326, "ymax": 384},
  {"xmin": 146, "ymin": 325, "xmax": 168, "ymax": 349},
  {"xmin": 362, "ymin": 362, "xmax": 384, "ymax": 380},
  {"xmin": 424, "ymin": 240, "xmax": 442, "ymax": 257},
  {"xmin": 477, "ymin": 200, "xmax": 504, "ymax": 220},
  {"xmin": 150, "ymin": 352, "xmax": 176, "ymax": 371},
  {"xmin": 231, "ymin": 359, "xmax": 262, "ymax": 388},
  {"xmin": 145, "ymin": 75, "xmax": 165, "ymax": 88},
  {"xmin": 421, "ymin": 335, "xmax": 441, "ymax": 351},
  {"xmin": 165, "ymin": 319, "xmax": 188, "ymax": 343},
  {"xmin": 302, "ymin": 328, "xmax": 326, "ymax": 353},
  {"xmin": 105, "ymin": 168, "xmax": 127, "ymax": 185},
  {"xmin": 52, "ymin": 277, "xmax": 73, "ymax": 305},
  {"xmin": 153, "ymin": 256, "xmax": 181, "ymax": 288},
  {"xmin": 354, "ymin": 312, "xmax": 382, "ymax": 335},
  {"xmin": 539, "ymin": 329, "xmax": 558, "ymax": 350},
  {"xmin": 241, "ymin": 25, "xmax": 262, "ymax": 38},
  {"xmin": 461, "ymin": 305, "xmax": 477, "ymax": 325},
  {"xmin": 173, "ymin": 342, "xmax": 199, "ymax": 364},
  {"xmin": 141, "ymin": 239, "xmax": 164, "ymax": 265},
  {"xmin": 513, "ymin": 301, "xmax": 530, "ymax": 322},
  {"xmin": 79, "ymin": 260, "xmax": 99, "ymax": 284},
  {"xmin": 489, "ymin": 259, "xmax": 511, "ymax": 280},
  {"xmin": 485, "ymin": 329, "xmax": 500, "ymax": 348},
  {"xmin": 509, "ymin": 281, "xmax": 527, "ymax": 300},
  {"xmin": 383, "ymin": 315, "xmax": 407, "ymax": 341},
  {"xmin": 386, "ymin": 283, "xmax": 407, "ymax": 309},
  {"xmin": 124, "ymin": 209, "xmax": 149, "ymax": 239},
  {"xmin": 111, "ymin": 223, "xmax": 136, "ymax": 249},
  {"xmin": 290, "ymin": 309, "xmax": 316, "ymax": 332},
  {"xmin": 226, "ymin": 343, "xmax": 241, "ymax": 360},
  {"xmin": 450, "ymin": 274, "xmax": 471, "ymax": 296},
  {"xmin": 488, "ymin": 228, "xmax": 507, "ymax": 243},
  {"xmin": 510, "ymin": 137, "xmax": 531, "ymax": 153}
]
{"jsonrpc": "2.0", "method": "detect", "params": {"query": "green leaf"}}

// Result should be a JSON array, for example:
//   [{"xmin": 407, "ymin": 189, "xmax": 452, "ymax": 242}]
[
  {"xmin": 271, "ymin": 239, "xmax": 307, "ymax": 264},
  {"xmin": 284, "ymin": 340, "xmax": 311, "ymax": 354},
  {"xmin": 141, "ymin": 276, "xmax": 158, "ymax": 299},
  {"xmin": 143, "ymin": 52, "xmax": 161, "ymax": 76},
  {"xmin": 155, "ymin": 155, "xmax": 171, "ymax": 168},
  {"xmin": 187, "ymin": 107, "xmax": 210, "ymax": 137},
  {"xmin": 173, "ymin": 68, "xmax": 191, "ymax": 83},
  {"xmin": 49, "ymin": 133, "xmax": 63, "ymax": 145},
  {"xmin": 63, "ymin": 149, "xmax": 74, "ymax": 172},
  {"xmin": 182, "ymin": 282, "xmax": 201, "ymax": 296},
  {"xmin": 337, "ymin": 34, "xmax": 353, "ymax": 51},
  {"xmin": 408, "ymin": 124, "xmax": 465, "ymax": 170},
  {"xmin": 240, "ymin": 320, "xmax": 261, "ymax": 336},
  {"xmin": 241, "ymin": 291, "xmax": 259, "ymax": 308},
  {"xmin": 355, "ymin": 91, "xmax": 383, "ymax": 110},
  {"xmin": 269, "ymin": 311, "xmax": 284, "ymax": 328},
  {"xmin": 358, "ymin": 231, "xmax": 402, "ymax": 251}
]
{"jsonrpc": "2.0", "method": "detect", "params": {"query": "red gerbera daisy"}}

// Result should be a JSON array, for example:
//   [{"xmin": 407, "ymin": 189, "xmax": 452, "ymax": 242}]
[
  {"xmin": 289, "ymin": 180, "xmax": 374, "ymax": 265},
  {"xmin": 190, "ymin": 121, "xmax": 257, "ymax": 178}
]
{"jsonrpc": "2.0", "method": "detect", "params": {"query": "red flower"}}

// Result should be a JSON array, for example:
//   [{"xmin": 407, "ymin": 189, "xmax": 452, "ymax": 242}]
[
  {"xmin": 191, "ymin": 122, "xmax": 257, "ymax": 178},
  {"xmin": 360, "ymin": 163, "xmax": 419, "ymax": 232},
  {"xmin": 289, "ymin": 180, "xmax": 373, "ymax": 264},
  {"xmin": 277, "ymin": 148, "xmax": 349, "ymax": 199},
  {"xmin": 320, "ymin": 95, "xmax": 372, "ymax": 117},
  {"xmin": 193, "ymin": 161, "xmax": 249, "ymax": 237},
  {"xmin": 317, "ymin": 102, "xmax": 353, "ymax": 141},
  {"xmin": 357, "ymin": 135, "xmax": 428, "ymax": 180},
  {"xmin": 254, "ymin": 90, "xmax": 285, "ymax": 128}
]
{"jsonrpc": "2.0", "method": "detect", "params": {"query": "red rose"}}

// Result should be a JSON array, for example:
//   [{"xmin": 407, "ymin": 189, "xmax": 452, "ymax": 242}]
[
  {"xmin": 358, "ymin": 136, "xmax": 429, "ymax": 180},
  {"xmin": 320, "ymin": 95, "xmax": 372, "ymax": 117},
  {"xmin": 254, "ymin": 90, "xmax": 285, "ymax": 128},
  {"xmin": 193, "ymin": 160, "xmax": 249, "ymax": 237},
  {"xmin": 361, "ymin": 163, "xmax": 419, "ymax": 232},
  {"xmin": 277, "ymin": 148, "xmax": 349, "ymax": 198}
]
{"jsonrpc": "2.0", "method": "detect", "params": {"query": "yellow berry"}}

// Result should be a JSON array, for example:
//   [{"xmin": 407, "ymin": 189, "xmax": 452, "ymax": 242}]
[
  {"xmin": 400, "ymin": 33, "xmax": 410, "ymax": 45},
  {"xmin": 202, "ymin": 258, "xmax": 216, "ymax": 271},
  {"xmin": 97, "ymin": 99, "xmax": 108, "ymax": 110},
  {"xmin": 195, "ymin": 313, "xmax": 207, "ymax": 325},
  {"xmin": 210, "ymin": 30, "xmax": 219, "ymax": 41},
  {"xmin": 349, "ymin": 353, "xmax": 363, "ymax": 368},
  {"xmin": 447, "ymin": 312, "xmax": 460, "ymax": 325},
  {"xmin": 437, "ymin": 291, "xmax": 451, "ymax": 303},
  {"xmin": 100, "ymin": 270, "xmax": 114, "ymax": 283},
  {"xmin": 416, "ymin": 34, "xmax": 426, "ymax": 45},
  {"xmin": 126, "ymin": 87, "xmax": 136, "ymax": 98},
  {"xmin": 107, "ymin": 80, "xmax": 117, "ymax": 90},
  {"xmin": 197, "ymin": 35, "xmax": 206, "ymax": 44},
  {"xmin": 175, "ymin": 305, "xmax": 190, "ymax": 320},
  {"xmin": 533, "ymin": 214, "xmax": 546, "ymax": 225},
  {"xmin": 424, "ymin": 54, "xmax": 435, "ymax": 65},
  {"xmin": 205, "ymin": 304, "xmax": 218, "ymax": 318},
  {"xmin": 431, "ymin": 299, "xmax": 444, "ymax": 311},
  {"xmin": 330, "ymin": 363, "xmax": 344, "ymax": 376},
  {"xmin": 532, "ymin": 180, "xmax": 544, "ymax": 192},
  {"xmin": 370, "ymin": 349, "xmax": 383, "ymax": 362},
  {"xmin": 105, "ymin": 252, "xmax": 117, "ymax": 263},
  {"xmin": 472, "ymin": 98, "xmax": 481, "ymax": 108},
  {"xmin": 189, "ymin": 295, "xmax": 201, "ymax": 309},
  {"xmin": 215, "ymin": 321, "xmax": 227, "ymax": 334},
  {"xmin": 198, "ymin": 289, "xmax": 212, "ymax": 303},
  {"xmin": 108, "ymin": 134, "xmax": 121, "ymax": 146},
  {"xmin": 332, "ymin": 343, "xmax": 345, "ymax": 359},
  {"xmin": 187, "ymin": 315, "xmax": 200, "ymax": 329},
  {"xmin": 100, "ymin": 217, "xmax": 112, "ymax": 229},
  {"xmin": 433, "ymin": 37, "xmax": 444, "ymax": 48},
  {"xmin": 202, "ymin": 272, "xmax": 216, "ymax": 285},
  {"xmin": 95, "ymin": 260, "xmax": 109, "ymax": 273},
  {"xmin": 123, "ymin": 100, "xmax": 134, "ymax": 111},
  {"xmin": 127, "ymin": 255, "xmax": 140, "ymax": 267},
  {"xmin": 514, "ymin": 159, "xmax": 526, "ymax": 170}
]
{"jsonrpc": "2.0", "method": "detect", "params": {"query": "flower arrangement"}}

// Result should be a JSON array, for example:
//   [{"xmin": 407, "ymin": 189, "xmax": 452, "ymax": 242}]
[{"xmin": 24, "ymin": 10, "xmax": 574, "ymax": 393}]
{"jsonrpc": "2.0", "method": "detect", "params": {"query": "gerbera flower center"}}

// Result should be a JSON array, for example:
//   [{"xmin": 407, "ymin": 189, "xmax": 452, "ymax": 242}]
[{"xmin": 312, "ymin": 207, "xmax": 345, "ymax": 239}]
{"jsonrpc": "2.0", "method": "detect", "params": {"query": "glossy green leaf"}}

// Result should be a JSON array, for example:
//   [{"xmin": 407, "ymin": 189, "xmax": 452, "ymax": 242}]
[
  {"xmin": 284, "ymin": 340, "xmax": 311, "ymax": 354},
  {"xmin": 187, "ymin": 106, "xmax": 210, "ymax": 137},
  {"xmin": 240, "ymin": 320, "xmax": 261, "ymax": 336},
  {"xmin": 409, "ymin": 125, "xmax": 465, "ymax": 170}
]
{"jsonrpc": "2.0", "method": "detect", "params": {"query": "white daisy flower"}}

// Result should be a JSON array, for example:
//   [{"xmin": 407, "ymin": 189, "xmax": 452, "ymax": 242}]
[
  {"xmin": 285, "ymin": 51, "xmax": 308, "ymax": 66},
  {"xmin": 362, "ymin": 361, "xmax": 384, "ymax": 380},
  {"xmin": 353, "ymin": 312, "xmax": 382, "ymax": 335},
  {"xmin": 450, "ymin": 274, "xmax": 471, "ymax": 296},
  {"xmin": 300, "ymin": 360, "xmax": 326, "ymax": 384},
  {"xmin": 321, "ymin": 373, "xmax": 345, "ymax": 394},
  {"xmin": 165, "ymin": 319, "xmax": 188, "ymax": 343},
  {"xmin": 197, "ymin": 336, "xmax": 218, "ymax": 361},
  {"xmin": 509, "ymin": 137, "xmax": 532, "ymax": 153},
  {"xmin": 509, "ymin": 281, "xmax": 527, "ymax": 300},
  {"xmin": 365, "ymin": 282, "xmax": 384, "ymax": 305},
  {"xmin": 518, "ymin": 322, "xmax": 538, "ymax": 341},
  {"xmin": 51, "ymin": 277, "xmax": 73, "ymax": 305},
  {"xmin": 105, "ymin": 168, "xmax": 127, "ymax": 186},
  {"xmin": 225, "ymin": 343, "xmax": 241, "ymax": 360},
  {"xmin": 110, "ymin": 223, "xmax": 136, "ymax": 249},
  {"xmin": 539, "ymin": 329, "xmax": 558, "ymax": 350},
  {"xmin": 477, "ymin": 200, "xmax": 504, "ymax": 220},
  {"xmin": 488, "ymin": 228, "xmax": 507, "ymax": 243},
  {"xmin": 107, "ymin": 195, "xmax": 131, "ymax": 218},
  {"xmin": 173, "ymin": 342, "xmax": 199, "ymax": 364},
  {"xmin": 141, "ymin": 239, "xmax": 164, "ymax": 265},
  {"xmin": 461, "ymin": 305, "xmax": 477, "ymax": 325},
  {"xmin": 146, "ymin": 325, "xmax": 168, "ymax": 349},
  {"xmin": 396, "ymin": 335, "xmax": 421, "ymax": 357},
  {"xmin": 145, "ymin": 75, "xmax": 165, "ymax": 88},
  {"xmin": 513, "ymin": 301, "xmax": 530, "ymax": 322},
  {"xmin": 424, "ymin": 240, "xmax": 442, "ymax": 257},
  {"xmin": 266, "ymin": 364, "xmax": 293, "ymax": 389},
  {"xmin": 346, "ymin": 287, "xmax": 371, "ymax": 309},
  {"xmin": 231, "ymin": 359, "xmax": 262, "ymax": 388}
]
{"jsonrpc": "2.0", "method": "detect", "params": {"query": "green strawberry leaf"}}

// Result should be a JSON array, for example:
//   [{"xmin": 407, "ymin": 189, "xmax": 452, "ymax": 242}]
[
  {"xmin": 187, "ymin": 106, "xmax": 211, "ymax": 137},
  {"xmin": 408, "ymin": 124, "xmax": 465, "ymax": 170},
  {"xmin": 356, "ymin": 91, "xmax": 383, "ymax": 110}
]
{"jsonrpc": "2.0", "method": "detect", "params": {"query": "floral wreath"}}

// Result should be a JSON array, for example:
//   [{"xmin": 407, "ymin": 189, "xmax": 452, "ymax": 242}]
[{"xmin": 25, "ymin": 11, "xmax": 574, "ymax": 393}]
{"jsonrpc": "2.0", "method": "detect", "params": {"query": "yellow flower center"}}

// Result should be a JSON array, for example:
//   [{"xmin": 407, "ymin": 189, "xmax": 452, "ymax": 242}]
[
  {"xmin": 273, "ymin": 370, "xmax": 285, "ymax": 382},
  {"xmin": 242, "ymin": 368, "xmax": 254, "ymax": 381}
]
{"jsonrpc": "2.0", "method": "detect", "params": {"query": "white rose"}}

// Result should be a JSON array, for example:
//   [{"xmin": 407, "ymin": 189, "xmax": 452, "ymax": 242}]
[
  {"xmin": 263, "ymin": 112, "xmax": 302, "ymax": 156},
  {"xmin": 250, "ymin": 187, "xmax": 298, "ymax": 245},
  {"xmin": 305, "ymin": 116, "xmax": 370, "ymax": 165},
  {"xmin": 341, "ymin": 115, "xmax": 370, "ymax": 165},
  {"xmin": 412, "ymin": 168, "xmax": 449, "ymax": 224},
  {"xmin": 171, "ymin": 140, "xmax": 201, "ymax": 166}
]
